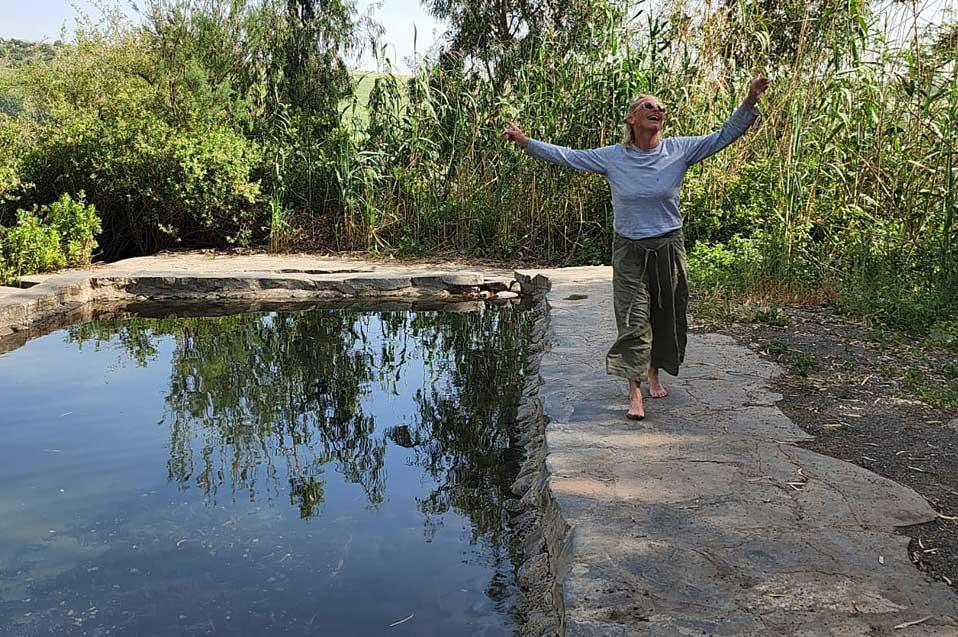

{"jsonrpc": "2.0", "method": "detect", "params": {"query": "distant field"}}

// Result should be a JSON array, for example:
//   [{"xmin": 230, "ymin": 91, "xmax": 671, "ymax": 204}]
[{"xmin": 346, "ymin": 70, "xmax": 411, "ymax": 127}]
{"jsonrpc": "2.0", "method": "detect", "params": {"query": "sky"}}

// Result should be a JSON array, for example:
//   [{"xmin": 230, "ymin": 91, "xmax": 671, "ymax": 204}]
[
  {"xmin": 0, "ymin": 0, "xmax": 444, "ymax": 72},
  {"xmin": 1, "ymin": 0, "xmax": 954, "ymax": 71}
]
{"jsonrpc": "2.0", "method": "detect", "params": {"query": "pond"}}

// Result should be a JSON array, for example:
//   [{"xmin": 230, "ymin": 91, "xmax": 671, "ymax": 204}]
[{"xmin": 0, "ymin": 304, "xmax": 534, "ymax": 636}]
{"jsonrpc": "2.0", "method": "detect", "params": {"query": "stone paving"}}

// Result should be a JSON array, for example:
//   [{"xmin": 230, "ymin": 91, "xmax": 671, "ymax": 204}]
[
  {"xmin": 539, "ymin": 270, "xmax": 958, "ymax": 636},
  {"xmin": 1, "ymin": 254, "xmax": 956, "ymax": 636}
]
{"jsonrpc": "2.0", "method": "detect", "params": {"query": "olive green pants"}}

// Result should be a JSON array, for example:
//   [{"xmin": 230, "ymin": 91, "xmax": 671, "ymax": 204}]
[{"xmin": 606, "ymin": 229, "xmax": 689, "ymax": 382}]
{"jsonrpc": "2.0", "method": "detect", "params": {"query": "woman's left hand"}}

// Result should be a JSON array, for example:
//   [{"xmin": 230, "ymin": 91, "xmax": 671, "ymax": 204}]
[
  {"xmin": 503, "ymin": 122, "xmax": 530, "ymax": 148},
  {"xmin": 745, "ymin": 76, "xmax": 769, "ymax": 107}
]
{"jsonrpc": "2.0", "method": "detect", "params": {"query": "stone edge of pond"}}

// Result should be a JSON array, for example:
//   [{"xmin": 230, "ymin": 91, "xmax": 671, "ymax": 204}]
[
  {"xmin": 0, "ymin": 269, "xmax": 527, "ymax": 344},
  {"xmin": 506, "ymin": 273, "xmax": 572, "ymax": 637}
]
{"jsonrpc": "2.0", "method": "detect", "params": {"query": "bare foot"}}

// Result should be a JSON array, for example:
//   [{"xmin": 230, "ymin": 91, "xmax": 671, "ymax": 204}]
[
  {"xmin": 627, "ymin": 380, "xmax": 645, "ymax": 420},
  {"xmin": 648, "ymin": 367, "xmax": 668, "ymax": 398}
]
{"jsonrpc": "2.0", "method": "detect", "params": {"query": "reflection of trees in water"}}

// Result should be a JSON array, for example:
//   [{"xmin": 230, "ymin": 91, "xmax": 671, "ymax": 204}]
[
  {"xmin": 67, "ymin": 307, "xmax": 532, "ymax": 537},
  {"xmin": 389, "ymin": 309, "xmax": 532, "ymax": 545},
  {"xmin": 160, "ymin": 311, "xmax": 390, "ymax": 516}
]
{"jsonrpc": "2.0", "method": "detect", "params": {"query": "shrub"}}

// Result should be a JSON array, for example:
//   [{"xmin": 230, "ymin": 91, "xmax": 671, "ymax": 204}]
[
  {"xmin": 928, "ymin": 319, "xmax": 958, "ymax": 352},
  {"xmin": 21, "ymin": 98, "xmax": 263, "ymax": 258},
  {"xmin": 687, "ymin": 235, "xmax": 764, "ymax": 291},
  {"xmin": 0, "ymin": 192, "xmax": 101, "ymax": 284},
  {"xmin": 44, "ymin": 192, "xmax": 101, "ymax": 266},
  {"xmin": 16, "ymin": 22, "xmax": 265, "ymax": 258},
  {"xmin": 0, "ymin": 209, "xmax": 65, "ymax": 282},
  {"xmin": 747, "ymin": 306, "xmax": 790, "ymax": 327},
  {"xmin": 0, "ymin": 113, "xmax": 31, "ymax": 210}
]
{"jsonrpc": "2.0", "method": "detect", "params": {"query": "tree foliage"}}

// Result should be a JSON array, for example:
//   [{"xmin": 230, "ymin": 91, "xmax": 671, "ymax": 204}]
[{"xmin": 423, "ymin": 0, "xmax": 620, "ymax": 82}]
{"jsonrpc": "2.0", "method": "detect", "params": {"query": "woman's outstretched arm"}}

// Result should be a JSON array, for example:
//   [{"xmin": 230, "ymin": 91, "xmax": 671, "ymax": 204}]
[
  {"xmin": 681, "ymin": 76, "xmax": 769, "ymax": 166},
  {"xmin": 503, "ymin": 122, "xmax": 610, "ymax": 175}
]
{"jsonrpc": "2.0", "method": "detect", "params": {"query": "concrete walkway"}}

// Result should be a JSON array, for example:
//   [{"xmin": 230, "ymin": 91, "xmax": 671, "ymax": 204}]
[
  {"xmin": 2, "ymin": 255, "xmax": 956, "ymax": 635},
  {"xmin": 539, "ymin": 268, "xmax": 958, "ymax": 636}
]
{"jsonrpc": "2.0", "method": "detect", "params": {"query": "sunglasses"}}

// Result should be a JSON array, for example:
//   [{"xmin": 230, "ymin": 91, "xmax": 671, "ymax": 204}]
[{"xmin": 637, "ymin": 101, "xmax": 666, "ymax": 113}]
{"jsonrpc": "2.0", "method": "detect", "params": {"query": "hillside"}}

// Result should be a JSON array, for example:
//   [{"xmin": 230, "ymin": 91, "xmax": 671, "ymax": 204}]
[{"xmin": 0, "ymin": 38, "xmax": 64, "ymax": 68}]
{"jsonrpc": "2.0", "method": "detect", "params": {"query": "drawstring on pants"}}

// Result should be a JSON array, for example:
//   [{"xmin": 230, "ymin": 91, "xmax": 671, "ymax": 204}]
[{"xmin": 641, "ymin": 242, "xmax": 674, "ymax": 310}]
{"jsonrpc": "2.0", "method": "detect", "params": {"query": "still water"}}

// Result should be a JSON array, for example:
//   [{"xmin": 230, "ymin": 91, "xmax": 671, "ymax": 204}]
[{"xmin": 0, "ymin": 305, "xmax": 532, "ymax": 636}]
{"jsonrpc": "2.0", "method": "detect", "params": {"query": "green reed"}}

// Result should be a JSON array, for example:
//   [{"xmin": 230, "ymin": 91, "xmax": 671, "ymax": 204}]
[{"xmin": 341, "ymin": 0, "xmax": 956, "ymax": 329}]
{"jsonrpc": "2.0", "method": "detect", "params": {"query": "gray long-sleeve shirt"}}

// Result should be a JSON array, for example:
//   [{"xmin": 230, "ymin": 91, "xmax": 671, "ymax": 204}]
[{"xmin": 525, "ymin": 105, "xmax": 759, "ymax": 239}]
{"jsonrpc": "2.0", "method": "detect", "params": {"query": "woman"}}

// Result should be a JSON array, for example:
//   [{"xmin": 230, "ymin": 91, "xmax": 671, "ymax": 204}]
[{"xmin": 504, "ymin": 77, "xmax": 769, "ymax": 420}]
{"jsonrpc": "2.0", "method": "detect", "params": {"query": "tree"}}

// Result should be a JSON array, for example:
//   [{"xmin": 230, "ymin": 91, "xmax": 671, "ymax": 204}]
[{"xmin": 424, "ymin": 0, "xmax": 622, "ymax": 83}]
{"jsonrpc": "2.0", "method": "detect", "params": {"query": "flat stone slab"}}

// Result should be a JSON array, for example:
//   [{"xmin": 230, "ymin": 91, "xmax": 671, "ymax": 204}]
[
  {"xmin": 0, "ymin": 254, "xmax": 512, "ymax": 340},
  {"xmin": 534, "ymin": 273, "xmax": 958, "ymax": 636},
  {"xmin": 16, "ymin": 273, "xmax": 55, "ymax": 286}
]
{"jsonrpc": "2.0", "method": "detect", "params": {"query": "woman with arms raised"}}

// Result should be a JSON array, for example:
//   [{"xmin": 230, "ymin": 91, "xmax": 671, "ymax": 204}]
[{"xmin": 504, "ymin": 77, "xmax": 769, "ymax": 420}]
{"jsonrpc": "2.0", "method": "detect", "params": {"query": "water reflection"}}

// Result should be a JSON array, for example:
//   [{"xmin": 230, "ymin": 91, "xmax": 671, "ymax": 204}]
[
  {"xmin": 66, "ymin": 305, "xmax": 532, "ymax": 532},
  {"xmin": 0, "ymin": 304, "xmax": 537, "ymax": 635}
]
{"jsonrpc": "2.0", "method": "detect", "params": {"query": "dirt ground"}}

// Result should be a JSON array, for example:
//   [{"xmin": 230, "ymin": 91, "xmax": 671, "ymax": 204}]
[{"xmin": 693, "ymin": 301, "xmax": 958, "ymax": 591}]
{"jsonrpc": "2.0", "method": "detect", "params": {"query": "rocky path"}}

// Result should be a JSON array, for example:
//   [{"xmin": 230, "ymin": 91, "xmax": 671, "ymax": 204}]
[{"xmin": 537, "ymin": 268, "xmax": 958, "ymax": 636}]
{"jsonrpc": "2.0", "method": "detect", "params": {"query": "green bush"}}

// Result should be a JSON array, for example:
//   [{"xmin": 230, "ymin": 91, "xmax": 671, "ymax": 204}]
[
  {"xmin": 22, "ymin": 97, "xmax": 263, "ymax": 257},
  {"xmin": 687, "ymin": 235, "xmax": 764, "ymax": 291},
  {"xmin": 0, "ymin": 192, "xmax": 101, "ymax": 284},
  {"xmin": 0, "ymin": 113, "xmax": 30, "ymax": 209},
  {"xmin": 0, "ymin": 209, "xmax": 65, "ymax": 281},
  {"xmin": 746, "ymin": 306, "xmax": 790, "ymax": 327},
  {"xmin": 928, "ymin": 319, "xmax": 958, "ymax": 352},
  {"xmin": 13, "ymin": 22, "xmax": 265, "ymax": 258},
  {"xmin": 44, "ymin": 192, "xmax": 101, "ymax": 266}
]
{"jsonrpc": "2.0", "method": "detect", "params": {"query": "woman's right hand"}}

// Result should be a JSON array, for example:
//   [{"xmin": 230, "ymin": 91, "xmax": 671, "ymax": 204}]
[{"xmin": 503, "ymin": 122, "xmax": 530, "ymax": 148}]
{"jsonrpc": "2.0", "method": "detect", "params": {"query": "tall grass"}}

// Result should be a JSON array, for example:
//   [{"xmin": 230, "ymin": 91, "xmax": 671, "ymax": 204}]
[{"xmin": 339, "ymin": 0, "xmax": 958, "ymax": 330}]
